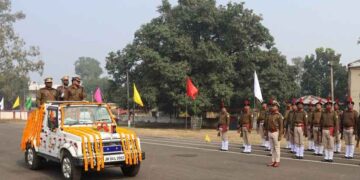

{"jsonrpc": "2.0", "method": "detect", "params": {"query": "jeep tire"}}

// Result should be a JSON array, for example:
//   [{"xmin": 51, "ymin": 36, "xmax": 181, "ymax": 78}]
[
  {"xmin": 25, "ymin": 147, "xmax": 43, "ymax": 170},
  {"xmin": 61, "ymin": 151, "xmax": 82, "ymax": 180},
  {"xmin": 121, "ymin": 163, "xmax": 141, "ymax": 177}
]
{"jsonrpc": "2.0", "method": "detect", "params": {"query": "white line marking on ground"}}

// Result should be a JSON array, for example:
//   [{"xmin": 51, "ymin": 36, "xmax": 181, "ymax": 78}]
[
  {"xmin": 142, "ymin": 138, "xmax": 360, "ymax": 162},
  {"xmin": 142, "ymin": 141, "xmax": 360, "ymax": 168}
]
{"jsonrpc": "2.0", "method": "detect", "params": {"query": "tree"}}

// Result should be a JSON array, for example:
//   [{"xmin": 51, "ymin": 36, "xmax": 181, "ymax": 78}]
[
  {"xmin": 74, "ymin": 57, "xmax": 108, "ymax": 101},
  {"xmin": 75, "ymin": 57, "xmax": 103, "ymax": 79},
  {"xmin": 301, "ymin": 48, "xmax": 347, "ymax": 100},
  {"xmin": 0, "ymin": 0, "xmax": 44, "ymax": 108},
  {"xmin": 106, "ymin": 0, "xmax": 299, "ymax": 114}
]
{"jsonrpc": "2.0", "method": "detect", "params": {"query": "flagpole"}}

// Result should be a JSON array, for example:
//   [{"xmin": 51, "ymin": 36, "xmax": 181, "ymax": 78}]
[
  {"xmin": 185, "ymin": 98, "xmax": 188, "ymax": 129},
  {"xmin": 126, "ymin": 70, "xmax": 130, "ymax": 128}
]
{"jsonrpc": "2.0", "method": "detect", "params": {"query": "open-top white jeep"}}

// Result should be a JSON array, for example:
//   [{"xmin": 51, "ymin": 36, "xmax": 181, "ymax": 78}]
[{"xmin": 20, "ymin": 101, "xmax": 145, "ymax": 180}]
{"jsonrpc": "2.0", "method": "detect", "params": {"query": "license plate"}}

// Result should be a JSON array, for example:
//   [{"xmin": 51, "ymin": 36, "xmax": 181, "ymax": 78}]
[{"xmin": 104, "ymin": 154, "xmax": 125, "ymax": 162}]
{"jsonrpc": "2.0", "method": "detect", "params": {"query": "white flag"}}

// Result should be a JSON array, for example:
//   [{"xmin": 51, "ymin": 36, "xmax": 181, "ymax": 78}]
[
  {"xmin": 254, "ymin": 71, "xmax": 263, "ymax": 103},
  {"xmin": 0, "ymin": 97, "xmax": 4, "ymax": 110}
]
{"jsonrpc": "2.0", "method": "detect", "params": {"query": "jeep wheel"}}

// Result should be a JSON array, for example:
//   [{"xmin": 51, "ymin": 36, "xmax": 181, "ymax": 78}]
[
  {"xmin": 61, "ymin": 151, "xmax": 82, "ymax": 180},
  {"xmin": 25, "ymin": 147, "xmax": 43, "ymax": 170},
  {"xmin": 121, "ymin": 163, "xmax": 141, "ymax": 177}
]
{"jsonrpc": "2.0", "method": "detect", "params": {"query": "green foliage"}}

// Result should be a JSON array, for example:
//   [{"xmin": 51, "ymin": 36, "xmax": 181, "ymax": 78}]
[
  {"xmin": 74, "ymin": 57, "xmax": 109, "ymax": 101},
  {"xmin": 301, "ymin": 48, "xmax": 347, "ymax": 100},
  {"xmin": 0, "ymin": 0, "xmax": 43, "ymax": 108},
  {"xmin": 106, "ymin": 0, "xmax": 299, "ymax": 114}
]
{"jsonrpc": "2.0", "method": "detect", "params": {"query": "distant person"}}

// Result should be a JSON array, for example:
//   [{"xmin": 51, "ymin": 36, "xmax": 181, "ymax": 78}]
[
  {"xmin": 312, "ymin": 100, "xmax": 324, "ymax": 156},
  {"xmin": 341, "ymin": 97, "xmax": 358, "ymax": 159},
  {"xmin": 292, "ymin": 98, "xmax": 308, "ymax": 159},
  {"xmin": 320, "ymin": 98, "xmax": 339, "ymax": 162},
  {"xmin": 264, "ymin": 99, "xmax": 283, "ymax": 168},
  {"xmin": 65, "ymin": 77, "xmax": 87, "ymax": 101},
  {"xmin": 333, "ymin": 100, "xmax": 343, "ymax": 153},
  {"xmin": 238, "ymin": 100, "xmax": 253, "ymax": 153},
  {"xmin": 218, "ymin": 106, "xmax": 230, "ymax": 151},
  {"xmin": 257, "ymin": 102, "xmax": 268, "ymax": 149},
  {"xmin": 56, "ymin": 76, "xmax": 70, "ymax": 101},
  {"xmin": 36, "ymin": 77, "xmax": 57, "ymax": 107},
  {"xmin": 306, "ymin": 101, "xmax": 315, "ymax": 152}
]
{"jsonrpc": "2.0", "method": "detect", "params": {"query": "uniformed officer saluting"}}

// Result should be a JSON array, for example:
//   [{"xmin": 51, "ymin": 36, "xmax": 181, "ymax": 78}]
[
  {"xmin": 341, "ymin": 97, "xmax": 358, "ymax": 159},
  {"xmin": 320, "ymin": 98, "xmax": 339, "ymax": 162},
  {"xmin": 291, "ymin": 98, "xmax": 308, "ymax": 159},
  {"xmin": 56, "ymin": 75, "xmax": 70, "ymax": 101},
  {"xmin": 36, "ymin": 77, "xmax": 57, "ymax": 107},
  {"xmin": 238, "ymin": 100, "xmax": 253, "ymax": 153},
  {"xmin": 65, "ymin": 76, "xmax": 87, "ymax": 101},
  {"xmin": 265, "ymin": 99, "xmax": 283, "ymax": 168},
  {"xmin": 218, "ymin": 106, "xmax": 230, "ymax": 151}
]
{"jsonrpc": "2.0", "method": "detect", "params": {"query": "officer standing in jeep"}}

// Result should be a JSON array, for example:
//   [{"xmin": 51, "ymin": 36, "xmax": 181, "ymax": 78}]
[
  {"xmin": 36, "ymin": 77, "xmax": 57, "ymax": 107},
  {"xmin": 65, "ymin": 76, "xmax": 87, "ymax": 101},
  {"xmin": 56, "ymin": 75, "xmax": 70, "ymax": 101}
]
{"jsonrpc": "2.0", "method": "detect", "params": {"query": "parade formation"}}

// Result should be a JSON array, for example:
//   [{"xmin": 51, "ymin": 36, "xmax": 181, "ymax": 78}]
[{"xmin": 218, "ymin": 97, "xmax": 359, "ymax": 168}]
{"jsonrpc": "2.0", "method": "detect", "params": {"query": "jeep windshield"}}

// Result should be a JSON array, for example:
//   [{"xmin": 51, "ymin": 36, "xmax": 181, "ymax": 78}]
[{"xmin": 63, "ymin": 106, "xmax": 112, "ymax": 125}]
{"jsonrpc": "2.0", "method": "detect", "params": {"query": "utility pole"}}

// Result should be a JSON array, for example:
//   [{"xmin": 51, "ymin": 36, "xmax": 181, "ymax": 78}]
[
  {"xmin": 330, "ymin": 60, "xmax": 334, "ymax": 107},
  {"xmin": 126, "ymin": 69, "xmax": 130, "ymax": 128}
]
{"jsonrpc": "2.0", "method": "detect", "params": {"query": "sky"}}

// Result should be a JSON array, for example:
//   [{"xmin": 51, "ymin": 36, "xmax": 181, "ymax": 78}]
[{"xmin": 12, "ymin": 0, "xmax": 360, "ymax": 84}]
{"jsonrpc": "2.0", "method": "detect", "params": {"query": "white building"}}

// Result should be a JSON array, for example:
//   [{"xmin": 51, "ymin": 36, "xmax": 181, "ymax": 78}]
[{"xmin": 348, "ymin": 59, "xmax": 360, "ymax": 112}]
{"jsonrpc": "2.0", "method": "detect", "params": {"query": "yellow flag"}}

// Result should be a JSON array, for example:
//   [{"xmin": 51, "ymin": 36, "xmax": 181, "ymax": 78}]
[
  {"xmin": 133, "ymin": 83, "xmax": 144, "ymax": 107},
  {"xmin": 12, "ymin": 96, "xmax": 20, "ymax": 109},
  {"xmin": 204, "ymin": 134, "xmax": 211, "ymax": 143}
]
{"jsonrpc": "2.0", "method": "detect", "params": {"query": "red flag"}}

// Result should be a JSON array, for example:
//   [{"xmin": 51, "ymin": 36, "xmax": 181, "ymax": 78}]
[{"xmin": 186, "ymin": 77, "xmax": 198, "ymax": 100}]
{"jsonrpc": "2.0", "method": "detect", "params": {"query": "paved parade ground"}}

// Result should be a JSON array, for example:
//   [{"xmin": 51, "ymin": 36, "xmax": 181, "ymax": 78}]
[{"xmin": 1, "ymin": 121, "xmax": 360, "ymax": 180}]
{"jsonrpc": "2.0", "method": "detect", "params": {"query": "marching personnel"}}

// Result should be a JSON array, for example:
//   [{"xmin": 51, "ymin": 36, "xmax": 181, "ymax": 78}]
[
  {"xmin": 320, "ymin": 98, "xmax": 339, "ymax": 162},
  {"xmin": 341, "ymin": 97, "xmax": 358, "ymax": 159},
  {"xmin": 65, "ymin": 76, "xmax": 87, "ymax": 101},
  {"xmin": 218, "ymin": 106, "xmax": 230, "ymax": 151},
  {"xmin": 257, "ymin": 102, "xmax": 269, "ymax": 148},
  {"xmin": 312, "ymin": 99, "xmax": 324, "ymax": 156},
  {"xmin": 287, "ymin": 99, "xmax": 297, "ymax": 153},
  {"xmin": 283, "ymin": 101, "xmax": 292, "ymax": 149},
  {"xmin": 265, "ymin": 99, "xmax": 283, "ymax": 168},
  {"xmin": 238, "ymin": 100, "xmax": 253, "ymax": 153},
  {"xmin": 291, "ymin": 98, "xmax": 308, "ymax": 159},
  {"xmin": 334, "ymin": 100, "xmax": 343, "ymax": 153},
  {"xmin": 56, "ymin": 76, "xmax": 70, "ymax": 101},
  {"xmin": 36, "ymin": 77, "xmax": 57, "ymax": 107},
  {"xmin": 307, "ymin": 101, "xmax": 315, "ymax": 151}
]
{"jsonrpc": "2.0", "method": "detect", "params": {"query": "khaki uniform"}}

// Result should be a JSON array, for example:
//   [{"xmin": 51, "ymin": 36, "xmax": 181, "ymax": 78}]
[
  {"xmin": 56, "ymin": 85, "xmax": 69, "ymax": 101},
  {"xmin": 291, "ymin": 110, "xmax": 308, "ymax": 158},
  {"xmin": 286, "ymin": 110, "xmax": 296, "ymax": 152},
  {"xmin": 218, "ymin": 112, "xmax": 230, "ymax": 150},
  {"xmin": 311, "ymin": 109, "xmax": 323, "ymax": 155},
  {"xmin": 307, "ymin": 109, "xmax": 315, "ymax": 150},
  {"xmin": 341, "ymin": 109, "xmax": 358, "ymax": 158},
  {"xmin": 239, "ymin": 111, "xmax": 253, "ymax": 152},
  {"xmin": 265, "ymin": 112, "xmax": 283, "ymax": 163},
  {"xmin": 257, "ymin": 108, "xmax": 268, "ymax": 146},
  {"xmin": 65, "ymin": 84, "xmax": 87, "ymax": 101},
  {"xmin": 320, "ymin": 110, "xmax": 338, "ymax": 161},
  {"xmin": 334, "ymin": 109, "xmax": 343, "ymax": 153},
  {"xmin": 36, "ymin": 87, "xmax": 57, "ymax": 107}
]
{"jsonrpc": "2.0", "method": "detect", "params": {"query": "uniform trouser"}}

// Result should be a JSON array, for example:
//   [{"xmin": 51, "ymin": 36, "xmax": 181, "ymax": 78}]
[
  {"xmin": 269, "ymin": 131, "xmax": 281, "ymax": 163},
  {"xmin": 242, "ymin": 127, "xmax": 250, "ymax": 145},
  {"xmin": 322, "ymin": 130, "xmax": 334, "ymax": 150},
  {"xmin": 307, "ymin": 127, "xmax": 313, "ymax": 141},
  {"xmin": 220, "ymin": 131, "xmax": 228, "ymax": 142},
  {"xmin": 288, "ymin": 126, "xmax": 294, "ymax": 145},
  {"xmin": 259, "ymin": 122, "xmax": 265, "ymax": 140},
  {"xmin": 220, "ymin": 131, "xmax": 229, "ymax": 150},
  {"xmin": 294, "ymin": 127, "xmax": 304, "ymax": 146},
  {"xmin": 313, "ymin": 127, "xmax": 321, "ymax": 146},
  {"xmin": 343, "ymin": 128, "xmax": 355, "ymax": 145}
]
